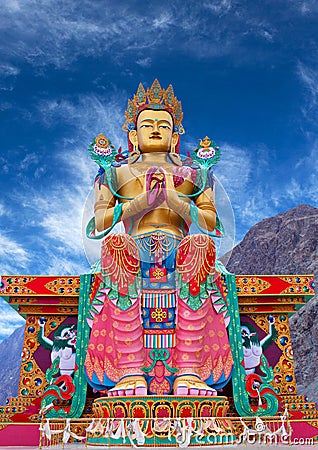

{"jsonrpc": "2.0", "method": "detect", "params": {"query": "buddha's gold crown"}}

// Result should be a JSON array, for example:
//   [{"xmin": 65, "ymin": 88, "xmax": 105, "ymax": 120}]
[{"xmin": 122, "ymin": 79, "xmax": 184, "ymax": 134}]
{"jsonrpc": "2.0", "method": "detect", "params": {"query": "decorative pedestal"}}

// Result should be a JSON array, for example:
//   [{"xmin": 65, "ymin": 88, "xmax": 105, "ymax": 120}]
[
  {"xmin": 87, "ymin": 395, "xmax": 236, "ymax": 447},
  {"xmin": 93, "ymin": 395, "xmax": 229, "ymax": 419}
]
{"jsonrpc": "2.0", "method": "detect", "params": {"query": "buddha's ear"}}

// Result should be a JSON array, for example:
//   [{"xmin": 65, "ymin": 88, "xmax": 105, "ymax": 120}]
[
  {"xmin": 169, "ymin": 132, "xmax": 182, "ymax": 166},
  {"xmin": 129, "ymin": 130, "xmax": 138, "ymax": 147},
  {"xmin": 171, "ymin": 132, "xmax": 178, "ymax": 148}
]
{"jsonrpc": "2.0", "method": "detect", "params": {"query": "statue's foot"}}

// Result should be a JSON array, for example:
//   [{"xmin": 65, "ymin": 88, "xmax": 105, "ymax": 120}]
[
  {"xmin": 108, "ymin": 375, "xmax": 147, "ymax": 397},
  {"xmin": 173, "ymin": 375, "xmax": 217, "ymax": 396}
]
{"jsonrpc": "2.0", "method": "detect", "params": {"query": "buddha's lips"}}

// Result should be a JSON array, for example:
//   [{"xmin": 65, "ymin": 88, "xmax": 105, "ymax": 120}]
[
  {"xmin": 146, "ymin": 167, "xmax": 167, "ymax": 205},
  {"xmin": 149, "ymin": 135, "xmax": 162, "ymax": 139}
]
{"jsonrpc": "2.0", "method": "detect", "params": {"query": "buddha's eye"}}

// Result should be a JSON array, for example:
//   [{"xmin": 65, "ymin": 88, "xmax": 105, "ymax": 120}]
[
  {"xmin": 140, "ymin": 124, "xmax": 152, "ymax": 128},
  {"xmin": 159, "ymin": 125, "xmax": 170, "ymax": 129}
]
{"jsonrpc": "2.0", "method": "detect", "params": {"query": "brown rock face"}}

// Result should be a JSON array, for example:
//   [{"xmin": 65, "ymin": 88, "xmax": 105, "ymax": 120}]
[
  {"xmin": 289, "ymin": 295, "xmax": 318, "ymax": 401},
  {"xmin": 0, "ymin": 325, "xmax": 25, "ymax": 405},
  {"xmin": 222, "ymin": 204, "xmax": 318, "ymax": 402},
  {"xmin": 223, "ymin": 204, "xmax": 318, "ymax": 275}
]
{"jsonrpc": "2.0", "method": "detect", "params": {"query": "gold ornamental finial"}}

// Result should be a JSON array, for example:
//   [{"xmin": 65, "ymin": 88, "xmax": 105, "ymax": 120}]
[
  {"xmin": 200, "ymin": 136, "xmax": 212, "ymax": 149},
  {"xmin": 122, "ymin": 79, "xmax": 184, "ymax": 134}
]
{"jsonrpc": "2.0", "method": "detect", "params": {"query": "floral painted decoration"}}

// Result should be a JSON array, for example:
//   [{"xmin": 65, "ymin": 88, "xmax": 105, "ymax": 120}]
[
  {"xmin": 94, "ymin": 134, "xmax": 112, "ymax": 156},
  {"xmin": 88, "ymin": 133, "xmax": 117, "ymax": 170},
  {"xmin": 192, "ymin": 136, "xmax": 220, "ymax": 168}
]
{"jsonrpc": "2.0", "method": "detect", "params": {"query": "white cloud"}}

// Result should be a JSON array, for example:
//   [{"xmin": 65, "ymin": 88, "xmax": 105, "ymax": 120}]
[
  {"xmin": 14, "ymin": 151, "xmax": 91, "ymax": 261},
  {"xmin": 3, "ymin": 177, "xmax": 92, "ymax": 274},
  {"xmin": 212, "ymin": 140, "xmax": 316, "ymax": 242},
  {"xmin": 291, "ymin": 137, "xmax": 318, "ymax": 202},
  {"xmin": 1, "ymin": 1, "xmax": 161, "ymax": 69},
  {"xmin": 245, "ymin": 17, "xmax": 276, "ymax": 42},
  {"xmin": 0, "ymin": 0, "xmax": 293, "ymax": 72},
  {"xmin": 215, "ymin": 142, "xmax": 252, "ymax": 205},
  {"xmin": 153, "ymin": 12, "xmax": 173, "ymax": 29},
  {"xmin": 203, "ymin": 0, "xmax": 232, "ymax": 15},
  {"xmin": 0, "ymin": 157, "xmax": 9, "ymax": 173},
  {"xmin": 0, "ymin": 91, "xmax": 129, "ymax": 275},
  {"xmin": 0, "ymin": 63, "xmax": 20, "ymax": 77},
  {"xmin": 298, "ymin": 0, "xmax": 318, "ymax": 14},
  {"xmin": 0, "ymin": 233, "xmax": 31, "ymax": 272},
  {"xmin": 3, "ymin": 0, "xmax": 21, "ymax": 12},
  {"xmin": 298, "ymin": 62, "xmax": 318, "ymax": 98},
  {"xmin": 284, "ymin": 178, "xmax": 302, "ymax": 203},
  {"xmin": 285, "ymin": 176, "xmax": 317, "ymax": 205},
  {"xmin": 297, "ymin": 62, "xmax": 318, "ymax": 120},
  {"xmin": 36, "ymin": 93, "xmax": 126, "ymax": 146},
  {"xmin": 39, "ymin": 194, "xmax": 85, "ymax": 255},
  {"xmin": 0, "ymin": 101, "xmax": 12, "ymax": 111},
  {"xmin": 0, "ymin": 299, "xmax": 25, "ymax": 342},
  {"xmin": 44, "ymin": 253, "xmax": 89, "ymax": 275},
  {"xmin": 0, "ymin": 63, "xmax": 19, "ymax": 91},
  {"xmin": 239, "ymin": 192, "xmax": 276, "ymax": 225},
  {"xmin": 136, "ymin": 57, "xmax": 152, "ymax": 68},
  {"xmin": 0, "ymin": 304, "xmax": 24, "ymax": 325},
  {"xmin": 19, "ymin": 152, "xmax": 39, "ymax": 170},
  {"xmin": 306, "ymin": 174, "xmax": 318, "ymax": 203},
  {"xmin": 258, "ymin": 29, "xmax": 274, "ymax": 42},
  {"xmin": 0, "ymin": 323, "xmax": 24, "ymax": 341},
  {"xmin": 0, "ymin": 86, "xmax": 14, "ymax": 93}
]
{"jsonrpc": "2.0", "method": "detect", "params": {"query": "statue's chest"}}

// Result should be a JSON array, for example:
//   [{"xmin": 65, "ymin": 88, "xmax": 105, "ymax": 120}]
[{"xmin": 116, "ymin": 165, "xmax": 196, "ymax": 197}]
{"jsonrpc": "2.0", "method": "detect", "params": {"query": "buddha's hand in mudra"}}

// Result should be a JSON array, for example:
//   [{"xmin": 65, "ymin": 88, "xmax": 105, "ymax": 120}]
[
  {"xmin": 146, "ymin": 166, "xmax": 167, "ymax": 206},
  {"xmin": 122, "ymin": 167, "xmax": 166, "ymax": 220},
  {"xmin": 162, "ymin": 169, "xmax": 190, "ymax": 218}
]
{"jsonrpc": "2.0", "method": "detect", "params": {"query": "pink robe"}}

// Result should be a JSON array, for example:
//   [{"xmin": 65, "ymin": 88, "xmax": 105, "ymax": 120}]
[{"xmin": 85, "ymin": 233, "xmax": 233, "ymax": 393}]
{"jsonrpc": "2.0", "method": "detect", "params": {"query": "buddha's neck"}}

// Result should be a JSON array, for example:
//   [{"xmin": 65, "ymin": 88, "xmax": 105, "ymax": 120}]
[{"xmin": 141, "ymin": 152, "xmax": 169, "ymax": 164}]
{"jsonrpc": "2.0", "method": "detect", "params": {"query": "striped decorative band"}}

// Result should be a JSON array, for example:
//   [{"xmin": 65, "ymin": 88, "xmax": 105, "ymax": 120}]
[
  {"xmin": 142, "ymin": 291, "xmax": 176, "ymax": 308},
  {"xmin": 143, "ymin": 333, "xmax": 176, "ymax": 349}
]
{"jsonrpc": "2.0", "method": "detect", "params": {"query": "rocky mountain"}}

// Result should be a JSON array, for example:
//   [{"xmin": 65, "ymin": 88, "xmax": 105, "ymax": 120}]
[
  {"xmin": 0, "ymin": 204, "xmax": 317, "ymax": 405},
  {"xmin": 223, "ymin": 203, "xmax": 318, "ymax": 402},
  {"xmin": 223, "ymin": 204, "xmax": 318, "ymax": 275},
  {"xmin": 289, "ymin": 295, "xmax": 318, "ymax": 401},
  {"xmin": 0, "ymin": 325, "xmax": 25, "ymax": 405}
]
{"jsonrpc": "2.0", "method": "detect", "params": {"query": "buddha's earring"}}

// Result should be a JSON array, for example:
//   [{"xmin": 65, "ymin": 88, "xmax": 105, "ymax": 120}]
[
  {"xmin": 168, "ymin": 142, "xmax": 182, "ymax": 166},
  {"xmin": 128, "ymin": 143, "xmax": 140, "ymax": 164}
]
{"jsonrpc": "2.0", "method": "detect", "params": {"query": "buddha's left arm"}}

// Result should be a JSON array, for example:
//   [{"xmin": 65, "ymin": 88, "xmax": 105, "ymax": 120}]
[{"xmin": 194, "ymin": 188, "xmax": 217, "ymax": 231}]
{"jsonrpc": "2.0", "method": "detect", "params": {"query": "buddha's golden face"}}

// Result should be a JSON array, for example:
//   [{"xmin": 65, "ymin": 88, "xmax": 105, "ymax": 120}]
[{"xmin": 129, "ymin": 109, "xmax": 178, "ymax": 153}]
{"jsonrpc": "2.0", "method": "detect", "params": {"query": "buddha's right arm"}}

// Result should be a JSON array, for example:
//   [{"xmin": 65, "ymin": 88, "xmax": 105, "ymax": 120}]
[
  {"xmin": 94, "ymin": 182, "xmax": 150, "ymax": 231},
  {"xmin": 94, "ymin": 183, "xmax": 116, "ymax": 232}
]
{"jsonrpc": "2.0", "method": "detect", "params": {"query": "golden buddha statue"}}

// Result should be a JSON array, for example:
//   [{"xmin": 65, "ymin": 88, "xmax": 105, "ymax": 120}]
[
  {"xmin": 84, "ymin": 80, "xmax": 233, "ymax": 397},
  {"xmin": 95, "ymin": 107, "xmax": 217, "ymax": 237}
]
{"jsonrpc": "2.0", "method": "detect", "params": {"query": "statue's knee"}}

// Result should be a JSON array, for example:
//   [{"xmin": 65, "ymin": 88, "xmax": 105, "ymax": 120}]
[
  {"xmin": 178, "ymin": 234, "xmax": 215, "ymax": 249},
  {"xmin": 101, "ymin": 233, "xmax": 140, "ymax": 276},
  {"xmin": 176, "ymin": 234, "xmax": 216, "ymax": 271}
]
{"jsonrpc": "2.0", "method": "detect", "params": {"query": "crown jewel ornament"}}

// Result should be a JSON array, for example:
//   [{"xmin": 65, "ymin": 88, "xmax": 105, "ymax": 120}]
[{"xmin": 122, "ymin": 79, "xmax": 185, "ymax": 134}]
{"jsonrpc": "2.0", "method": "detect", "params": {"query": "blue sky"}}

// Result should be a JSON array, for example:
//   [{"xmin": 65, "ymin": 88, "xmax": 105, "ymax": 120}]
[{"xmin": 0, "ymin": 0, "xmax": 318, "ymax": 340}]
